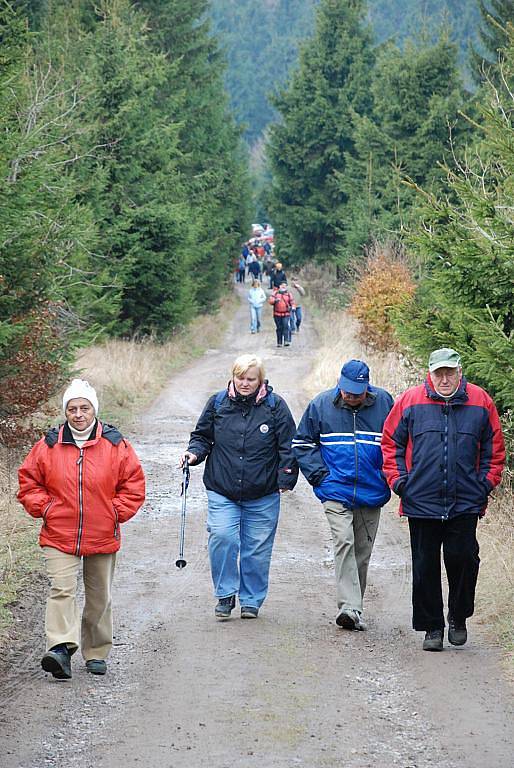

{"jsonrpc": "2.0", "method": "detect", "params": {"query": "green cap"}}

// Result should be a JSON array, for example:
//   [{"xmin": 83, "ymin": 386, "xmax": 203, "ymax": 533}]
[{"xmin": 428, "ymin": 348, "xmax": 461, "ymax": 372}]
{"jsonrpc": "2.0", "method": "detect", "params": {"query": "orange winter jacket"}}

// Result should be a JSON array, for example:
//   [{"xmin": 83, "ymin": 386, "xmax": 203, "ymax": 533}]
[{"xmin": 17, "ymin": 421, "xmax": 145, "ymax": 557}]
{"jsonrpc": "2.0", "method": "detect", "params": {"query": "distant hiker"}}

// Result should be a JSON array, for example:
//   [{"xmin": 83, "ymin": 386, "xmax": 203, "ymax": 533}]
[
  {"xmin": 270, "ymin": 261, "xmax": 287, "ymax": 289},
  {"xmin": 382, "ymin": 348, "xmax": 505, "ymax": 652},
  {"xmin": 289, "ymin": 278, "xmax": 305, "ymax": 334},
  {"xmin": 247, "ymin": 279, "xmax": 267, "ymax": 333},
  {"xmin": 248, "ymin": 256, "xmax": 261, "ymax": 282},
  {"xmin": 237, "ymin": 254, "xmax": 246, "ymax": 283},
  {"xmin": 241, "ymin": 243, "xmax": 250, "ymax": 260},
  {"xmin": 180, "ymin": 355, "xmax": 298, "ymax": 620},
  {"xmin": 293, "ymin": 361, "xmax": 393, "ymax": 631},
  {"xmin": 17, "ymin": 379, "xmax": 145, "ymax": 680},
  {"xmin": 269, "ymin": 281, "xmax": 295, "ymax": 347}
]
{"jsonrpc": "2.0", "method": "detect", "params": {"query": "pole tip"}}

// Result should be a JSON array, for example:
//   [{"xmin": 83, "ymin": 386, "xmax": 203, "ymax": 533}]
[{"xmin": 175, "ymin": 559, "xmax": 187, "ymax": 569}]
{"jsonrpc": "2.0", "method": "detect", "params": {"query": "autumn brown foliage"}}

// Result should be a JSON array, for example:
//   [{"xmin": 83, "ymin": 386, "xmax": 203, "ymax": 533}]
[
  {"xmin": 349, "ymin": 243, "xmax": 416, "ymax": 352},
  {"xmin": 0, "ymin": 306, "xmax": 66, "ymax": 447}
]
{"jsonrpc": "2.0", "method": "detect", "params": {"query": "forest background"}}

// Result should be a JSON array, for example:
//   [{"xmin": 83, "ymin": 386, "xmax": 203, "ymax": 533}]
[{"xmin": 0, "ymin": 1, "xmax": 513, "ymax": 650}]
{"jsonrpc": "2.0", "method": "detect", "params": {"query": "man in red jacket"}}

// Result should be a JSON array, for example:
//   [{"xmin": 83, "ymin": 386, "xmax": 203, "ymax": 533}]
[
  {"xmin": 382, "ymin": 349, "xmax": 505, "ymax": 652},
  {"xmin": 18, "ymin": 379, "xmax": 145, "ymax": 679}
]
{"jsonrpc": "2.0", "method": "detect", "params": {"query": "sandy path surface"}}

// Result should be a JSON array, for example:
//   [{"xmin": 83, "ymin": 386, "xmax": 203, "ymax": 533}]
[{"xmin": 1, "ymin": 287, "xmax": 513, "ymax": 768}]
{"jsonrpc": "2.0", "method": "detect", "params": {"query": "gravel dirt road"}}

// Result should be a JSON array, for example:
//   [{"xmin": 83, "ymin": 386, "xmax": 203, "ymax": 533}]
[{"xmin": 1, "ymin": 287, "xmax": 513, "ymax": 768}]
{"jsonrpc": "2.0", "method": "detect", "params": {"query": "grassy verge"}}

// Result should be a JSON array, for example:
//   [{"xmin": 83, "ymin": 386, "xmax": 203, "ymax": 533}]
[
  {"xmin": 0, "ymin": 296, "xmax": 235, "ymax": 642},
  {"xmin": 307, "ymin": 300, "xmax": 514, "ymax": 672}
]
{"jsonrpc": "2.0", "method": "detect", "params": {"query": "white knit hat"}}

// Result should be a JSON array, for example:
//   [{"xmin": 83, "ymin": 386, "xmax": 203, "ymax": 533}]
[{"xmin": 62, "ymin": 379, "xmax": 99, "ymax": 415}]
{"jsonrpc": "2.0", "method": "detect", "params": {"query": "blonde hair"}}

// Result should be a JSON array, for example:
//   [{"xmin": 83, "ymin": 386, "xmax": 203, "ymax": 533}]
[
  {"xmin": 252, "ymin": 279, "xmax": 261, "ymax": 287},
  {"xmin": 232, "ymin": 354, "xmax": 265, "ymax": 383}
]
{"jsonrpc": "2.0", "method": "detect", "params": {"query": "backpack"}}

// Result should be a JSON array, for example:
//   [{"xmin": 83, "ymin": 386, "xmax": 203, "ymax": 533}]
[{"xmin": 271, "ymin": 291, "xmax": 292, "ymax": 314}]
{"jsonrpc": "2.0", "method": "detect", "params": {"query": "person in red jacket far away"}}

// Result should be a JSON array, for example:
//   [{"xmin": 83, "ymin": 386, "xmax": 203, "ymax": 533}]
[
  {"xmin": 269, "ymin": 281, "xmax": 295, "ymax": 347},
  {"xmin": 381, "ymin": 349, "xmax": 505, "ymax": 653},
  {"xmin": 17, "ymin": 379, "xmax": 145, "ymax": 680}
]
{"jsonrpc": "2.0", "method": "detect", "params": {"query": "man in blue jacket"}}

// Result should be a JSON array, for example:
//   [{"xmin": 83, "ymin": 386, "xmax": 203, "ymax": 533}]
[{"xmin": 293, "ymin": 360, "xmax": 393, "ymax": 630}]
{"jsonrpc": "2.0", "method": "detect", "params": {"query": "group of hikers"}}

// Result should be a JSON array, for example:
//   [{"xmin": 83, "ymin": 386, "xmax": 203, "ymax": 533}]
[
  {"xmin": 243, "ymin": 255, "xmax": 305, "ymax": 346},
  {"xmin": 17, "ymin": 343, "xmax": 505, "ymax": 680}
]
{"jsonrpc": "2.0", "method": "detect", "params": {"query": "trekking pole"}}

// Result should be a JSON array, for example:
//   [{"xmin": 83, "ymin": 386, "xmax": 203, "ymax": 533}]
[{"xmin": 175, "ymin": 459, "xmax": 190, "ymax": 569}]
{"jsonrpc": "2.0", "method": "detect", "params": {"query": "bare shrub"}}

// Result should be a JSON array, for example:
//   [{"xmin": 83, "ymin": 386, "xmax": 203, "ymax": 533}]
[
  {"xmin": 349, "ymin": 241, "xmax": 416, "ymax": 351},
  {"xmin": 0, "ymin": 306, "xmax": 66, "ymax": 448}
]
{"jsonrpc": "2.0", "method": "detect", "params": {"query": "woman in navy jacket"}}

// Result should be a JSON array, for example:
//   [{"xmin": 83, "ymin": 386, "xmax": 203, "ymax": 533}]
[{"xmin": 181, "ymin": 354, "xmax": 298, "ymax": 620}]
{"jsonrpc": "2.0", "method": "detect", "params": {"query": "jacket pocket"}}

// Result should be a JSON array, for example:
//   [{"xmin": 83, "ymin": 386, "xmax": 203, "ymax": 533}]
[
  {"xmin": 112, "ymin": 503, "xmax": 120, "ymax": 540},
  {"xmin": 42, "ymin": 498, "xmax": 54, "ymax": 526}
]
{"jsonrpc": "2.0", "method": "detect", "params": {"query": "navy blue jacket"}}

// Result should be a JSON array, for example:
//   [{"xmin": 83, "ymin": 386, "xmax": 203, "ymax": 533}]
[
  {"xmin": 293, "ymin": 386, "xmax": 393, "ymax": 508},
  {"xmin": 188, "ymin": 383, "xmax": 298, "ymax": 501},
  {"xmin": 382, "ymin": 376, "xmax": 505, "ymax": 520}
]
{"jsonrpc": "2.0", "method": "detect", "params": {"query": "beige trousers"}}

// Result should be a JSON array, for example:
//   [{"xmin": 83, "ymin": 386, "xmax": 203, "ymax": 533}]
[
  {"xmin": 42, "ymin": 546, "xmax": 116, "ymax": 661},
  {"xmin": 323, "ymin": 500, "xmax": 380, "ymax": 614}
]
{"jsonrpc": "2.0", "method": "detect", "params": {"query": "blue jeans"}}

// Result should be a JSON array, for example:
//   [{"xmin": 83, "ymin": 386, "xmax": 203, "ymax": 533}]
[
  {"xmin": 249, "ymin": 305, "xmax": 262, "ymax": 332},
  {"xmin": 206, "ymin": 490, "xmax": 280, "ymax": 608}
]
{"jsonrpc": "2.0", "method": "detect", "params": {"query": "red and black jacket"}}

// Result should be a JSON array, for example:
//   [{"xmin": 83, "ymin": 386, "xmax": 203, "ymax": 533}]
[{"xmin": 381, "ymin": 376, "xmax": 505, "ymax": 520}]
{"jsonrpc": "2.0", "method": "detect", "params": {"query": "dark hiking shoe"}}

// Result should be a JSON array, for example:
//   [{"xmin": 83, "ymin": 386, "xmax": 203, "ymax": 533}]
[
  {"xmin": 86, "ymin": 659, "xmax": 107, "ymax": 675},
  {"xmin": 41, "ymin": 644, "xmax": 72, "ymax": 679},
  {"xmin": 241, "ymin": 606, "xmax": 259, "ymax": 619},
  {"xmin": 448, "ymin": 616, "xmax": 467, "ymax": 646},
  {"xmin": 423, "ymin": 629, "xmax": 444, "ymax": 652},
  {"xmin": 336, "ymin": 608, "xmax": 366, "ymax": 631},
  {"xmin": 215, "ymin": 595, "xmax": 236, "ymax": 620}
]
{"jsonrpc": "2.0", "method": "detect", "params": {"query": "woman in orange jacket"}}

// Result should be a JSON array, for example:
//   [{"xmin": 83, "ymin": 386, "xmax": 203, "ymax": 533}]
[{"xmin": 17, "ymin": 379, "xmax": 145, "ymax": 680}]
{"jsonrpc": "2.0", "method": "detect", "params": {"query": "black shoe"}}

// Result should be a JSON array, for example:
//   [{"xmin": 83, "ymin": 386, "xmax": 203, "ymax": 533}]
[
  {"xmin": 335, "ymin": 608, "xmax": 366, "ymax": 630},
  {"xmin": 215, "ymin": 595, "xmax": 236, "ymax": 620},
  {"xmin": 86, "ymin": 659, "xmax": 107, "ymax": 675},
  {"xmin": 448, "ymin": 615, "xmax": 467, "ymax": 646},
  {"xmin": 241, "ymin": 606, "xmax": 259, "ymax": 619},
  {"xmin": 41, "ymin": 644, "xmax": 72, "ymax": 679},
  {"xmin": 423, "ymin": 629, "xmax": 444, "ymax": 652}
]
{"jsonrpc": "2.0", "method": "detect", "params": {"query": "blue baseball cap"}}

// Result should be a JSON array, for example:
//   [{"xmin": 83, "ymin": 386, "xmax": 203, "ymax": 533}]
[{"xmin": 338, "ymin": 360, "xmax": 370, "ymax": 395}]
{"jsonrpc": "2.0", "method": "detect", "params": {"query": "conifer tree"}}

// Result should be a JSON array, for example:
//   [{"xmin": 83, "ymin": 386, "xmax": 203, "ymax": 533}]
[
  {"xmin": 139, "ymin": 0, "xmax": 252, "ymax": 312},
  {"xmin": 397, "ymin": 29, "xmax": 514, "ymax": 412},
  {"xmin": 49, "ymin": 0, "xmax": 199, "ymax": 336},
  {"xmin": 341, "ymin": 34, "xmax": 467, "ymax": 255},
  {"xmin": 266, "ymin": 0, "xmax": 375, "ymax": 267},
  {"xmin": 0, "ymin": 2, "xmax": 98, "ymax": 434},
  {"xmin": 471, "ymin": 0, "xmax": 514, "ymax": 83}
]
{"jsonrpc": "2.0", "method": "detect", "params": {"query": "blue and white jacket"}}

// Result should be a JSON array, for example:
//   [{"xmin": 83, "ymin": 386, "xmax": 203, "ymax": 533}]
[{"xmin": 292, "ymin": 386, "xmax": 393, "ymax": 508}]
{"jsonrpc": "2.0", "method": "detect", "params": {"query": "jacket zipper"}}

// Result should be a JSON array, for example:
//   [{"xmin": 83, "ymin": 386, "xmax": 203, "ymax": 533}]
[
  {"xmin": 75, "ymin": 449, "xmax": 84, "ymax": 555},
  {"xmin": 352, "ymin": 410, "xmax": 358, "ymax": 505},
  {"xmin": 442, "ymin": 406, "xmax": 449, "ymax": 520}
]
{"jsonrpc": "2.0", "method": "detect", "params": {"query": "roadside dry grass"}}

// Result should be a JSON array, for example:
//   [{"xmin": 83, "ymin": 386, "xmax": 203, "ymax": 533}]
[
  {"xmin": 307, "ymin": 304, "xmax": 514, "ymax": 672},
  {"xmin": 0, "ymin": 298, "xmax": 234, "ymax": 642},
  {"xmin": 74, "ymin": 300, "xmax": 233, "ymax": 428}
]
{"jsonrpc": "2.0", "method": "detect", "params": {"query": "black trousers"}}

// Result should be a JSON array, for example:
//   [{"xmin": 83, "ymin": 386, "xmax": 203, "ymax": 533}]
[
  {"xmin": 274, "ymin": 316, "xmax": 290, "ymax": 345},
  {"xmin": 408, "ymin": 514, "xmax": 480, "ymax": 631}
]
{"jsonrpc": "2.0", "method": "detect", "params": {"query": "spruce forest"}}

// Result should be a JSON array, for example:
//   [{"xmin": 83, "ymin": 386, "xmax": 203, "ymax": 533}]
[{"xmin": 1, "ymin": 0, "xmax": 513, "ymax": 454}]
